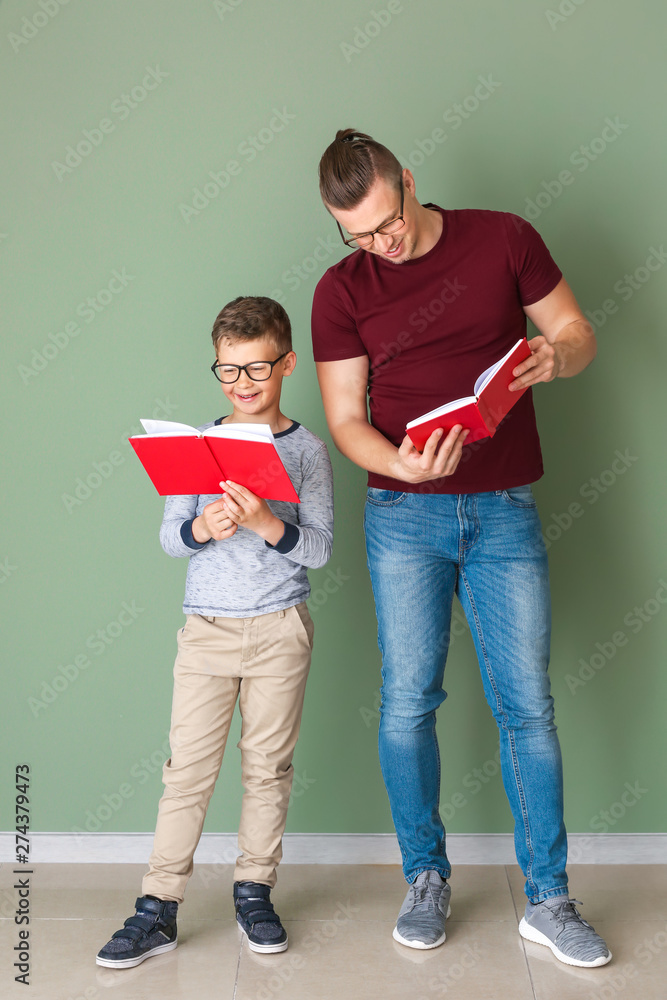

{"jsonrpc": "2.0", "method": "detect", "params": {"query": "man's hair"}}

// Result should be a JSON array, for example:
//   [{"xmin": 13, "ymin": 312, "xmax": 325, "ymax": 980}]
[
  {"xmin": 318, "ymin": 128, "xmax": 403, "ymax": 210},
  {"xmin": 211, "ymin": 296, "xmax": 292, "ymax": 355}
]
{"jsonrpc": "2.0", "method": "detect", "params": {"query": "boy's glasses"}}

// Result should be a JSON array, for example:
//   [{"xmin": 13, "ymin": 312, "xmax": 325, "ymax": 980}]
[
  {"xmin": 211, "ymin": 353, "xmax": 288, "ymax": 384},
  {"xmin": 336, "ymin": 179, "xmax": 405, "ymax": 248}
]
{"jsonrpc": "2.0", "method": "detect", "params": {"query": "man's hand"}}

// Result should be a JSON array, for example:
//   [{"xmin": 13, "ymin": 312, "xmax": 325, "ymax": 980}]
[
  {"xmin": 389, "ymin": 425, "xmax": 469, "ymax": 484},
  {"xmin": 221, "ymin": 481, "xmax": 286, "ymax": 545},
  {"xmin": 192, "ymin": 500, "xmax": 238, "ymax": 543},
  {"xmin": 508, "ymin": 335, "xmax": 564, "ymax": 391}
]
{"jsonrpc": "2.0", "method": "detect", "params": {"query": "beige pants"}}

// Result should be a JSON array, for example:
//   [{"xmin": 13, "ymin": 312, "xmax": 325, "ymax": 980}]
[{"xmin": 142, "ymin": 603, "xmax": 314, "ymax": 902}]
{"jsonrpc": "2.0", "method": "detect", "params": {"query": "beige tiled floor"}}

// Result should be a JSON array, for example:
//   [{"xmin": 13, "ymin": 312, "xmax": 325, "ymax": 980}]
[{"xmin": 1, "ymin": 864, "xmax": 666, "ymax": 999}]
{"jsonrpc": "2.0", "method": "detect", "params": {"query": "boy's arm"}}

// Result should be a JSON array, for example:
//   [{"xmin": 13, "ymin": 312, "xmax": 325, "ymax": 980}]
[
  {"xmin": 266, "ymin": 444, "xmax": 334, "ymax": 570},
  {"xmin": 160, "ymin": 493, "xmax": 211, "ymax": 557}
]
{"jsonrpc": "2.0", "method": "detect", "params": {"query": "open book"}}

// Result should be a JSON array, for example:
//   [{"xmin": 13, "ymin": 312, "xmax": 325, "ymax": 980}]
[
  {"xmin": 405, "ymin": 338, "xmax": 532, "ymax": 451},
  {"xmin": 129, "ymin": 419, "xmax": 300, "ymax": 502}
]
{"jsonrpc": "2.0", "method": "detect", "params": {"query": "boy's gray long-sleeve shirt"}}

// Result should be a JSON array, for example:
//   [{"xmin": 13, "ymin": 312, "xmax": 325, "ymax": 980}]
[{"xmin": 160, "ymin": 419, "xmax": 334, "ymax": 617}]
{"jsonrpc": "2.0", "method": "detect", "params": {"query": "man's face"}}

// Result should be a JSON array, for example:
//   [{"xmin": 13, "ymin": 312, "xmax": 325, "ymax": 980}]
[
  {"xmin": 330, "ymin": 171, "xmax": 418, "ymax": 264},
  {"xmin": 215, "ymin": 335, "xmax": 295, "ymax": 419}
]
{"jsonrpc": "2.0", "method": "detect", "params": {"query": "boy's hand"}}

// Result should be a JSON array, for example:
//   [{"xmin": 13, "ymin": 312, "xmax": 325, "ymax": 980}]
[
  {"xmin": 221, "ymin": 481, "xmax": 286, "ymax": 545},
  {"xmin": 192, "ymin": 501, "xmax": 238, "ymax": 543}
]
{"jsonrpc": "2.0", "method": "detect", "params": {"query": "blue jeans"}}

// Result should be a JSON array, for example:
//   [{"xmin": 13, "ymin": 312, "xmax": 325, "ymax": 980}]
[{"xmin": 363, "ymin": 484, "xmax": 568, "ymax": 904}]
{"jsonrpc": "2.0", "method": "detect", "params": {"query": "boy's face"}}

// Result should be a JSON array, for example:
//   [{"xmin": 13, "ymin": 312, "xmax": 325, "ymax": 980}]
[{"xmin": 215, "ymin": 335, "xmax": 296, "ymax": 419}]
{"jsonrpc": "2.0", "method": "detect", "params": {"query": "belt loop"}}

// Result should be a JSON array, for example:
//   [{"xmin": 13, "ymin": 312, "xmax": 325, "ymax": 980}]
[{"xmin": 278, "ymin": 609, "xmax": 285, "ymax": 618}]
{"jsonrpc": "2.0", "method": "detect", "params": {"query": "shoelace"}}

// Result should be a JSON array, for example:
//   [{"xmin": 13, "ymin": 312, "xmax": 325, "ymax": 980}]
[
  {"xmin": 549, "ymin": 898, "xmax": 590, "ymax": 927},
  {"xmin": 408, "ymin": 879, "xmax": 443, "ymax": 913}
]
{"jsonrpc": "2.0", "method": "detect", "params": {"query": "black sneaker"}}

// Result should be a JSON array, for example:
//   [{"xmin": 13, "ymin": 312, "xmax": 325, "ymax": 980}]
[
  {"xmin": 96, "ymin": 895, "xmax": 178, "ymax": 968},
  {"xmin": 234, "ymin": 881, "xmax": 288, "ymax": 953}
]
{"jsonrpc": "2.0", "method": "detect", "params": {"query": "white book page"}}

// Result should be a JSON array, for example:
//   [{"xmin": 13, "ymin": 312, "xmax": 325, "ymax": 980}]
[
  {"xmin": 473, "ymin": 339, "xmax": 523, "ymax": 396},
  {"xmin": 406, "ymin": 396, "xmax": 477, "ymax": 429},
  {"xmin": 138, "ymin": 419, "xmax": 199, "ymax": 436},
  {"xmin": 203, "ymin": 422, "xmax": 274, "ymax": 443}
]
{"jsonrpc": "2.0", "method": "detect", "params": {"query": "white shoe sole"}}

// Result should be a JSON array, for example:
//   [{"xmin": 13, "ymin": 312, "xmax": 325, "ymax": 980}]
[
  {"xmin": 95, "ymin": 938, "xmax": 177, "ymax": 968},
  {"xmin": 392, "ymin": 904, "xmax": 451, "ymax": 950},
  {"xmin": 519, "ymin": 917, "xmax": 612, "ymax": 968},
  {"xmin": 238, "ymin": 919, "xmax": 288, "ymax": 954}
]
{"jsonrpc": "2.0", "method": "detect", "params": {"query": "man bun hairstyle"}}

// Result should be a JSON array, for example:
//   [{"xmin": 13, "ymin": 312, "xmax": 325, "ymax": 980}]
[
  {"xmin": 318, "ymin": 128, "xmax": 403, "ymax": 211},
  {"xmin": 211, "ymin": 296, "xmax": 292, "ymax": 356}
]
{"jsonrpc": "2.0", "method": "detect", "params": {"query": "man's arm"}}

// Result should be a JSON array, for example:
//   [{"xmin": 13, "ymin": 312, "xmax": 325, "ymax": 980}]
[
  {"xmin": 509, "ymin": 277, "xmax": 597, "ymax": 391},
  {"xmin": 315, "ymin": 355, "xmax": 468, "ymax": 484}
]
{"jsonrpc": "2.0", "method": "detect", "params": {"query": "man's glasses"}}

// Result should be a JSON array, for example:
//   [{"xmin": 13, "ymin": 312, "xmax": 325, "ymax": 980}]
[
  {"xmin": 211, "ymin": 352, "xmax": 288, "ymax": 384},
  {"xmin": 336, "ymin": 179, "xmax": 405, "ymax": 249}
]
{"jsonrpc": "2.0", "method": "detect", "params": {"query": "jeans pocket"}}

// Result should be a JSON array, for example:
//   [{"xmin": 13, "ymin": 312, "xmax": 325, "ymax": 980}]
[
  {"xmin": 366, "ymin": 487, "xmax": 409, "ymax": 507},
  {"xmin": 499, "ymin": 484, "xmax": 537, "ymax": 509}
]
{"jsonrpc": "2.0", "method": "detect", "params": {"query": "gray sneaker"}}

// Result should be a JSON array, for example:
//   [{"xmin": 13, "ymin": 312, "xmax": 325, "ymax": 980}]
[
  {"xmin": 519, "ymin": 896, "xmax": 611, "ymax": 967},
  {"xmin": 392, "ymin": 870, "xmax": 451, "ymax": 950}
]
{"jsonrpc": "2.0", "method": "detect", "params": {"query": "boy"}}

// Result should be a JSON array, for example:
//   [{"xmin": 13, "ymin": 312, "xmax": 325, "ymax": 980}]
[{"xmin": 97, "ymin": 296, "xmax": 334, "ymax": 967}]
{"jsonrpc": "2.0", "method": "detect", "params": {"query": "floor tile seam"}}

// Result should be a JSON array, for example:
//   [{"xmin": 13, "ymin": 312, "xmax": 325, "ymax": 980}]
[
  {"xmin": 231, "ymin": 935, "xmax": 243, "ymax": 999},
  {"xmin": 505, "ymin": 865, "xmax": 538, "ymax": 1000}
]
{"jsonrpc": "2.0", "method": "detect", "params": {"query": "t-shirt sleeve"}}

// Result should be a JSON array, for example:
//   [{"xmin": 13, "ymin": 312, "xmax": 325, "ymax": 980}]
[
  {"xmin": 311, "ymin": 269, "xmax": 368, "ymax": 362},
  {"xmin": 502, "ymin": 214, "xmax": 563, "ymax": 307}
]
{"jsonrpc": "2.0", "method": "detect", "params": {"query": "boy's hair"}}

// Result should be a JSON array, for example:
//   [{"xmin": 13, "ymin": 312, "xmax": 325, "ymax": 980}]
[
  {"xmin": 318, "ymin": 128, "xmax": 403, "ymax": 211},
  {"xmin": 211, "ymin": 296, "xmax": 292, "ymax": 356}
]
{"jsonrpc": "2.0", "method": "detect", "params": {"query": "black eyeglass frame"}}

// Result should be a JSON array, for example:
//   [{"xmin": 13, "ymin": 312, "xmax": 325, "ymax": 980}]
[
  {"xmin": 336, "ymin": 179, "xmax": 405, "ymax": 249},
  {"xmin": 210, "ymin": 352, "xmax": 289, "ymax": 384}
]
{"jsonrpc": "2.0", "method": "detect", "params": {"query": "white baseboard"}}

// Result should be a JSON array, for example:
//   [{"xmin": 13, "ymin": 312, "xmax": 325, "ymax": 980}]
[{"xmin": 1, "ymin": 831, "xmax": 665, "ymax": 864}]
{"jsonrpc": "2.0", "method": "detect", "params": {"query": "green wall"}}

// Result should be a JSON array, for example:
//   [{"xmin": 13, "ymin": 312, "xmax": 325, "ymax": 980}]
[{"xmin": 2, "ymin": 0, "xmax": 665, "ymax": 840}]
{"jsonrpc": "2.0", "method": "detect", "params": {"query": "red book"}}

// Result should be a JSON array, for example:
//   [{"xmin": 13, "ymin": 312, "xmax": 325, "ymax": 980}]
[
  {"xmin": 129, "ymin": 420, "xmax": 300, "ymax": 502},
  {"xmin": 405, "ymin": 338, "xmax": 532, "ymax": 451}
]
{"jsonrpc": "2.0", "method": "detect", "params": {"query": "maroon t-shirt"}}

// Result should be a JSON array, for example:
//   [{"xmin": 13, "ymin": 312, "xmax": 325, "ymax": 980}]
[{"xmin": 311, "ymin": 207, "xmax": 562, "ymax": 493}]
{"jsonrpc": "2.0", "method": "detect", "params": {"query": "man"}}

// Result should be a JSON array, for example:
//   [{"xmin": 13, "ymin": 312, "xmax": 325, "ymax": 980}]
[{"xmin": 311, "ymin": 128, "xmax": 611, "ymax": 968}]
